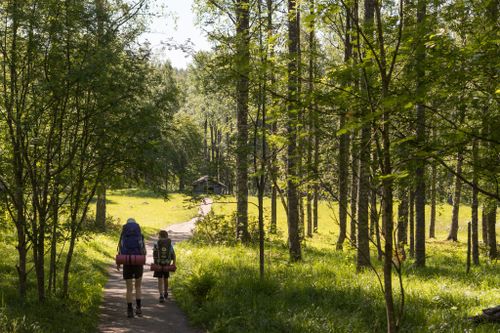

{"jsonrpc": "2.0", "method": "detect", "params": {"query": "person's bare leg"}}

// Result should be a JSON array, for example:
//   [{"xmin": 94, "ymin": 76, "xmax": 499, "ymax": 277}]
[
  {"xmin": 126, "ymin": 279, "xmax": 134, "ymax": 303},
  {"xmin": 134, "ymin": 278, "xmax": 143, "ymax": 316},
  {"xmin": 158, "ymin": 277, "xmax": 165, "ymax": 302},
  {"xmin": 135, "ymin": 277, "xmax": 142, "ymax": 300},
  {"xmin": 158, "ymin": 277, "xmax": 164, "ymax": 295},
  {"xmin": 126, "ymin": 279, "xmax": 134, "ymax": 317}
]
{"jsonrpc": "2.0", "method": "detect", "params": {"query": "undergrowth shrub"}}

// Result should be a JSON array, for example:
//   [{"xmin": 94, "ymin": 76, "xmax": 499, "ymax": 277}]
[
  {"xmin": 186, "ymin": 270, "xmax": 217, "ymax": 306},
  {"xmin": 0, "ymin": 303, "xmax": 42, "ymax": 333},
  {"xmin": 82, "ymin": 215, "xmax": 122, "ymax": 234},
  {"xmin": 192, "ymin": 211, "xmax": 259, "ymax": 245}
]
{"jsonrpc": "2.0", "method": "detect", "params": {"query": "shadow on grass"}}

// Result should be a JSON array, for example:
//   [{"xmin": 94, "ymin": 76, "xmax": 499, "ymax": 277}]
[
  {"xmin": 174, "ymin": 260, "xmax": 433, "ymax": 333},
  {"xmin": 111, "ymin": 188, "xmax": 168, "ymax": 198}
]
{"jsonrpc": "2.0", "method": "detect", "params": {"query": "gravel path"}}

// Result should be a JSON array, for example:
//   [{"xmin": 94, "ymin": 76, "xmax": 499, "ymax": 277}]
[{"xmin": 98, "ymin": 198, "xmax": 212, "ymax": 333}]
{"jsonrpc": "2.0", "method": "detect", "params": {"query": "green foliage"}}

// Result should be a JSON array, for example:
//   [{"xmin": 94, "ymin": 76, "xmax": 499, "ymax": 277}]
[
  {"xmin": 185, "ymin": 269, "xmax": 217, "ymax": 306},
  {"xmin": 0, "ymin": 231, "xmax": 116, "ymax": 332},
  {"xmin": 192, "ymin": 211, "xmax": 260, "ymax": 245},
  {"xmin": 0, "ymin": 309, "xmax": 42, "ymax": 333}
]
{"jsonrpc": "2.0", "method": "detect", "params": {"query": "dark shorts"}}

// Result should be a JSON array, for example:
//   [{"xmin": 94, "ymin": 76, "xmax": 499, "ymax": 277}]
[
  {"xmin": 123, "ymin": 265, "xmax": 143, "ymax": 280},
  {"xmin": 153, "ymin": 270, "xmax": 170, "ymax": 278}
]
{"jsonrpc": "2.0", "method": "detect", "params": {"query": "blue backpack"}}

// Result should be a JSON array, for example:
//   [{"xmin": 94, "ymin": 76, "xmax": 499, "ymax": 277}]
[{"xmin": 119, "ymin": 222, "xmax": 144, "ymax": 255}]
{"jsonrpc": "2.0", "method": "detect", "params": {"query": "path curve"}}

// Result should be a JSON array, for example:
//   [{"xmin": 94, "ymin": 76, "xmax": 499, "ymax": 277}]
[{"xmin": 98, "ymin": 198, "xmax": 212, "ymax": 333}]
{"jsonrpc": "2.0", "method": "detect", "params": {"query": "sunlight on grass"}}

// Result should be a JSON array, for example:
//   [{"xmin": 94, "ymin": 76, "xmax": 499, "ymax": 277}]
[
  {"xmin": 172, "ymin": 195, "xmax": 500, "ymax": 333},
  {"xmin": 105, "ymin": 189, "xmax": 199, "ymax": 233}
]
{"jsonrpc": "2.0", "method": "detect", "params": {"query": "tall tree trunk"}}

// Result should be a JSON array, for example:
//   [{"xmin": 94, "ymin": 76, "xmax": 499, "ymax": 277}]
[
  {"xmin": 313, "ymin": 113, "xmax": 320, "ymax": 233},
  {"xmin": 96, "ymin": 184, "xmax": 106, "ymax": 230},
  {"xmin": 48, "ymin": 184, "xmax": 60, "ymax": 294},
  {"xmin": 415, "ymin": 0, "xmax": 427, "ymax": 267},
  {"xmin": 5, "ymin": 0, "xmax": 28, "ymax": 300},
  {"xmin": 409, "ymin": 190, "xmax": 415, "ymax": 258},
  {"xmin": 370, "ymin": 141, "xmax": 379, "ymax": 238},
  {"xmin": 306, "ymin": 0, "xmax": 316, "ymax": 239},
  {"xmin": 287, "ymin": 0, "xmax": 302, "ymax": 261},
  {"xmin": 381, "ymin": 89, "xmax": 396, "ymax": 332},
  {"xmin": 296, "ymin": 5, "xmax": 305, "ymax": 241},
  {"xmin": 63, "ymin": 235, "xmax": 76, "ymax": 298},
  {"xmin": 429, "ymin": 160, "xmax": 437, "ymax": 238},
  {"xmin": 356, "ymin": 0, "xmax": 375, "ymax": 270},
  {"xmin": 482, "ymin": 205, "xmax": 488, "ymax": 245},
  {"xmin": 34, "ymin": 213, "xmax": 47, "ymax": 302},
  {"xmin": 235, "ymin": 0, "xmax": 250, "ymax": 242},
  {"xmin": 370, "ymin": 136, "xmax": 381, "ymax": 262},
  {"xmin": 397, "ymin": 187, "xmax": 409, "ymax": 245},
  {"xmin": 210, "ymin": 124, "xmax": 216, "ymax": 165},
  {"xmin": 357, "ymin": 151, "xmax": 371, "ymax": 268},
  {"xmin": 378, "ymin": 42, "xmax": 396, "ymax": 333},
  {"xmin": 337, "ymin": 0, "xmax": 352, "ymax": 250},
  {"xmin": 271, "ymin": 185, "xmax": 277, "ymax": 233},
  {"xmin": 350, "ymin": 131, "xmax": 359, "ymax": 245},
  {"xmin": 486, "ymin": 200, "xmax": 497, "ymax": 259},
  {"xmin": 447, "ymin": 150, "xmax": 463, "ymax": 241},
  {"xmin": 256, "ymin": 0, "xmax": 268, "ymax": 279},
  {"xmin": 337, "ymin": 111, "xmax": 350, "ymax": 249},
  {"xmin": 14, "ymin": 175, "xmax": 28, "ymax": 298},
  {"xmin": 471, "ymin": 138, "xmax": 479, "ymax": 265},
  {"xmin": 179, "ymin": 174, "xmax": 185, "ymax": 192},
  {"xmin": 217, "ymin": 129, "xmax": 222, "ymax": 180},
  {"xmin": 266, "ymin": 0, "xmax": 278, "ymax": 235}
]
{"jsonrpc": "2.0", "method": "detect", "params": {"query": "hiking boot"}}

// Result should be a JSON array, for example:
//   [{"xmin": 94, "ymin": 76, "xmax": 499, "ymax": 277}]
[
  {"xmin": 159, "ymin": 295, "xmax": 165, "ymax": 303},
  {"xmin": 135, "ymin": 307, "xmax": 143, "ymax": 317},
  {"xmin": 127, "ymin": 307, "xmax": 134, "ymax": 318}
]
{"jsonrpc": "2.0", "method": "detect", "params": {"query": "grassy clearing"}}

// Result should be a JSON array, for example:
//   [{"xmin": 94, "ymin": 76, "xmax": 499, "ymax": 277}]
[
  {"xmin": 106, "ymin": 190, "xmax": 199, "ymax": 235},
  {"xmin": 0, "ymin": 190, "xmax": 197, "ymax": 332},
  {"xmin": 171, "ymin": 196, "xmax": 500, "ymax": 333}
]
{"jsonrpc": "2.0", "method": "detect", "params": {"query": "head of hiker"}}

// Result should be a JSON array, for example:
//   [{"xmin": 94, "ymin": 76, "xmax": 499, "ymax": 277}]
[{"xmin": 159, "ymin": 230, "xmax": 168, "ymax": 239}]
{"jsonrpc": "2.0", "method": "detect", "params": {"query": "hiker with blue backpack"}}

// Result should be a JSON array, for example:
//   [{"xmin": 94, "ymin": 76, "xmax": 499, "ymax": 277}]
[
  {"xmin": 152, "ymin": 230, "xmax": 176, "ymax": 303},
  {"xmin": 116, "ymin": 218, "xmax": 146, "ymax": 318}
]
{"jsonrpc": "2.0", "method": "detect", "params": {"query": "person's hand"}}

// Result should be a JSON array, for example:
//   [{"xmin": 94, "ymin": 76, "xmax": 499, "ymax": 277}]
[{"xmin": 116, "ymin": 264, "xmax": 121, "ymax": 271}]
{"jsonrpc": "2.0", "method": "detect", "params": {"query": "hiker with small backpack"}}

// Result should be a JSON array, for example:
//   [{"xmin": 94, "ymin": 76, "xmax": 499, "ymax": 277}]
[
  {"xmin": 116, "ymin": 218, "xmax": 146, "ymax": 318},
  {"xmin": 152, "ymin": 230, "xmax": 176, "ymax": 303}
]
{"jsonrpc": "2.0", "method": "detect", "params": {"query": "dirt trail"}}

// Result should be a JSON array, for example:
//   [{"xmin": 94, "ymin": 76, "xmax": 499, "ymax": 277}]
[{"xmin": 98, "ymin": 198, "xmax": 212, "ymax": 333}]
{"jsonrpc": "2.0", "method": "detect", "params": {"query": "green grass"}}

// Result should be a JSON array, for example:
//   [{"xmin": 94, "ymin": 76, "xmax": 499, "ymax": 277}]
[
  {"xmin": 171, "ymin": 195, "xmax": 500, "ymax": 333},
  {"xmin": 106, "ymin": 190, "xmax": 199, "ymax": 235},
  {"xmin": 1, "ymin": 191, "xmax": 496, "ymax": 332},
  {"xmin": 211, "ymin": 196, "xmax": 494, "ymax": 245},
  {"xmin": 0, "ymin": 189, "xmax": 197, "ymax": 332}
]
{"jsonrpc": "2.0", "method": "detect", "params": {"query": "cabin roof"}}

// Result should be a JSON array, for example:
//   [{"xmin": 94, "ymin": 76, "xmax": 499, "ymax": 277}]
[{"xmin": 192, "ymin": 175, "xmax": 227, "ymax": 187}]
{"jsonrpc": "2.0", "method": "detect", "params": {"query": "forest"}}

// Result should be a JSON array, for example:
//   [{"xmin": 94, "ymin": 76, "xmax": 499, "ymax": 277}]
[{"xmin": 0, "ymin": 0, "xmax": 498, "ymax": 332}]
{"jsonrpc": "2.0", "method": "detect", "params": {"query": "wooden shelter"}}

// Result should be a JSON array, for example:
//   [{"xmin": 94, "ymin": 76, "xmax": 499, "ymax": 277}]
[{"xmin": 192, "ymin": 175, "xmax": 227, "ymax": 195}]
